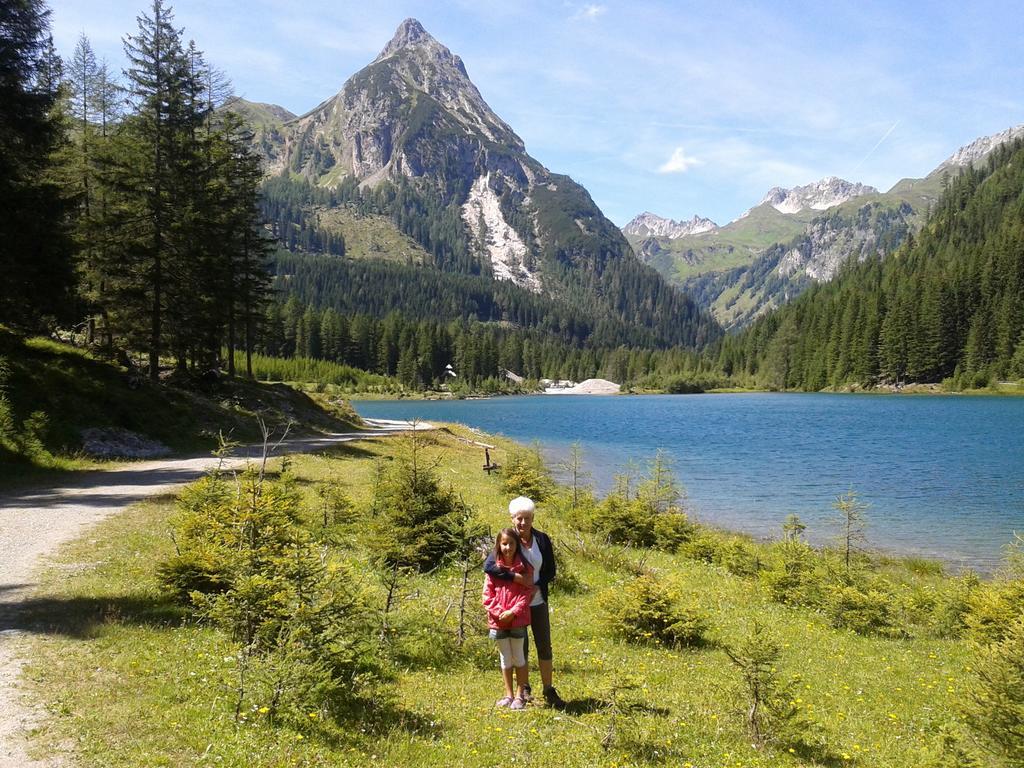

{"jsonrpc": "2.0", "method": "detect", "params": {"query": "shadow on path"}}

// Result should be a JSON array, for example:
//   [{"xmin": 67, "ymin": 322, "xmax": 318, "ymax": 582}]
[{"xmin": 0, "ymin": 593, "xmax": 185, "ymax": 638}]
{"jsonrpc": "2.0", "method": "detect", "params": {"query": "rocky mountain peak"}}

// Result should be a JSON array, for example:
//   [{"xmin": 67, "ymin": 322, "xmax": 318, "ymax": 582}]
[
  {"xmin": 623, "ymin": 212, "xmax": 718, "ymax": 238},
  {"xmin": 373, "ymin": 18, "xmax": 469, "ymax": 79},
  {"xmin": 758, "ymin": 176, "xmax": 877, "ymax": 215},
  {"xmin": 938, "ymin": 124, "xmax": 1024, "ymax": 171}
]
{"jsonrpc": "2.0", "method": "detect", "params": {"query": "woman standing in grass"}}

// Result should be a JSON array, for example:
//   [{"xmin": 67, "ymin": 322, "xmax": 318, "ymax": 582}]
[
  {"xmin": 484, "ymin": 497, "xmax": 565, "ymax": 708},
  {"xmin": 482, "ymin": 528, "xmax": 534, "ymax": 709}
]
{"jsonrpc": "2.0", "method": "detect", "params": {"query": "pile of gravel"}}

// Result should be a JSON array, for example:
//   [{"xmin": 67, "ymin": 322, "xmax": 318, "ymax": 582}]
[
  {"xmin": 544, "ymin": 378, "xmax": 621, "ymax": 395},
  {"xmin": 79, "ymin": 427, "xmax": 172, "ymax": 459}
]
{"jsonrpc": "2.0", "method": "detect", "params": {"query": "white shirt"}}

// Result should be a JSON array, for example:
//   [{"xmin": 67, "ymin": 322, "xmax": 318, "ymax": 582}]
[{"xmin": 521, "ymin": 535, "xmax": 545, "ymax": 607}]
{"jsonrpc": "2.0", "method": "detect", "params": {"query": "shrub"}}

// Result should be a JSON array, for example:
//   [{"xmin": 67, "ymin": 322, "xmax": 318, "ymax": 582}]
[
  {"xmin": 636, "ymin": 449, "xmax": 683, "ymax": 513},
  {"xmin": 599, "ymin": 574, "xmax": 709, "ymax": 648},
  {"xmin": 683, "ymin": 533, "xmax": 719, "ymax": 564},
  {"xmin": 919, "ymin": 725, "xmax": 985, "ymax": 768},
  {"xmin": 158, "ymin": 550, "xmax": 229, "ymax": 600},
  {"xmin": 760, "ymin": 540, "xmax": 821, "ymax": 607},
  {"xmin": 0, "ymin": 357, "xmax": 53, "ymax": 464},
  {"xmin": 368, "ymin": 436, "xmax": 471, "ymax": 571},
  {"xmin": 652, "ymin": 510, "xmax": 696, "ymax": 552},
  {"xmin": 314, "ymin": 480, "xmax": 356, "ymax": 528},
  {"xmin": 931, "ymin": 572, "xmax": 979, "ymax": 639},
  {"xmin": 159, "ymin": 469, "xmax": 382, "ymax": 724},
  {"xmin": 573, "ymin": 491, "xmax": 695, "ymax": 554},
  {"xmin": 831, "ymin": 489, "xmax": 868, "ymax": 572},
  {"xmin": 663, "ymin": 376, "xmax": 706, "ymax": 394},
  {"xmin": 965, "ymin": 581, "xmax": 1024, "ymax": 644},
  {"xmin": 548, "ymin": 550, "xmax": 585, "ymax": 595},
  {"xmin": 719, "ymin": 537, "xmax": 762, "ymax": 577},
  {"xmin": 963, "ymin": 615, "xmax": 1024, "ymax": 765},
  {"xmin": 826, "ymin": 584, "xmax": 905, "ymax": 637},
  {"xmin": 589, "ymin": 494, "xmax": 657, "ymax": 548},
  {"xmin": 500, "ymin": 443, "xmax": 554, "ymax": 501},
  {"xmin": 889, "ymin": 582, "xmax": 936, "ymax": 630}
]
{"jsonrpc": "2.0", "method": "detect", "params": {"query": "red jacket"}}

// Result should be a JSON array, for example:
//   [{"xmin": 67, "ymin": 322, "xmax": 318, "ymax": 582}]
[{"xmin": 482, "ymin": 555, "xmax": 534, "ymax": 630}]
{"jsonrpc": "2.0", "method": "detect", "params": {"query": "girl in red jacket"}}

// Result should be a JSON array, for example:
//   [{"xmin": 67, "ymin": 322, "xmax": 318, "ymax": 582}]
[{"xmin": 482, "ymin": 527, "xmax": 534, "ymax": 709}]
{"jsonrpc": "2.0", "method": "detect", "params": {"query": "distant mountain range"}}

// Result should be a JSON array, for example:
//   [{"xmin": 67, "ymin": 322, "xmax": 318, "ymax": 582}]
[
  {"xmin": 623, "ymin": 212, "xmax": 718, "ymax": 238},
  {"xmin": 754, "ymin": 177, "xmax": 878, "ymax": 216},
  {"xmin": 233, "ymin": 19, "xmax": 719, "ymax": 349},
  {"xmin": 625, "ymin": 124, "xmax": 1024, "ymax": 328}
]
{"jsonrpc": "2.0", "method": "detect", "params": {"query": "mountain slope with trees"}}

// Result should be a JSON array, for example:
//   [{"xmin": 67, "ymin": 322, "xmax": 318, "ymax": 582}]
[
  {"xmin": 629, "ymin": 129, "xmax": 1024, "ymax": 330},
  {"xmin": 246, "ymin": 19, "xmax": 720, "ymax": 352},
  {"xmin": 716, "ymin": 138, "xmax": 1024, "ymax": 390}
]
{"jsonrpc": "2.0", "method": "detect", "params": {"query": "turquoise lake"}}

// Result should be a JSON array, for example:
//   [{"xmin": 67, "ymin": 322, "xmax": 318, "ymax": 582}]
[{"xmin": 352, "ymin": 394, "xmax": 1024, "ymax": 570}]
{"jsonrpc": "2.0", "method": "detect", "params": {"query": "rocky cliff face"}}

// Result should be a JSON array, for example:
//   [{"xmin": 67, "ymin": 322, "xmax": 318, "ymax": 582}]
[
  {"xmin": 937, "ymin": 124, "xmax": 1024, "ymax": 171},
  {"xmin": 681, "ymin": 200, "xmax": 914, "ymax": 328},
  {"xmin": 775, "ymin": 201, "xmax": 913, "ymax": 281},
  {"xmin": 755, "ymin": 176, "xmax": 878, "ymax": 215},
  {"xmin": 622, "ymin": 212, "xmax": 718, "ymax": 238},
  {"xmin": 263, "ymin": 19, "xmax": 530, "ymax": 190}
]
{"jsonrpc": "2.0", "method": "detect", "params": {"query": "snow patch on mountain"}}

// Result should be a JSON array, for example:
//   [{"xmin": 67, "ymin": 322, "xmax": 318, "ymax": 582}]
[
  {"xmin": 623, "ymin": 212, "xmax": 718, "ymax": 238},
  {"xmin": 938, "ymin": 124, "xmax": 1024, "ymax": 170},
  {"xmin": 462, "ymin": 174, "xmax": 541, "ymax": 292},
  {"xmin": 759, "ymin": 176, "xmax": 877, "ymax": 214}
]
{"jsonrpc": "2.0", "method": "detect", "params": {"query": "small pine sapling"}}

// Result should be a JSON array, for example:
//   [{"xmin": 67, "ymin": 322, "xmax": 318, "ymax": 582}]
[
  {"xmin": 782, "ymin": 513, "xmax": 806, "ymax": 542},
  {"xmin": 832, "ymin": 489, "xmax": 868, "ymax": 571},
  {"xmin": 559, "ymin": 440, "xmax": 591, "ymax": 511},
  {"xmin": 725, "ymin": 622, "xmax": 826, "ymax": 756}
]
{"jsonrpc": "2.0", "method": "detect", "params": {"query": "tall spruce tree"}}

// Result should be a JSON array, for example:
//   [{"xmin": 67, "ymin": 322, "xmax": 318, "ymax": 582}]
[
  {"xmin": 98, "ymin": 0, "xmax": 191, "ymax": 378},
  {"xmin": 0, "ymin": 0, "xmax": 75, "ymax": 329}
]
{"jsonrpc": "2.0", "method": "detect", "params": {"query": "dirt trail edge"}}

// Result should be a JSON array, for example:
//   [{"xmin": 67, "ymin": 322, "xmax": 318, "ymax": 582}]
[{"xmin": 0, "ymin": 419, "xmax": 431, "ymax": 767}]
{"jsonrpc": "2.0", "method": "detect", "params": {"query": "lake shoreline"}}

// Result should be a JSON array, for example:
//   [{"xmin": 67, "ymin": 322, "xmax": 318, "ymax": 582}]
[
  {"xmin": 339, "ymin": 380, "xmax": 1024, "ymax": 400},
  {"xmin": 351, "ymin": 393, "xmax": 1024, "ymax": 572}
]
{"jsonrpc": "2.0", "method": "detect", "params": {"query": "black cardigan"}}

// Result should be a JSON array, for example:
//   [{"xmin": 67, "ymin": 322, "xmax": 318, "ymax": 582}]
[{"xmin": 484, "ymin": 528, "xmax": 556, "ymax": 603}]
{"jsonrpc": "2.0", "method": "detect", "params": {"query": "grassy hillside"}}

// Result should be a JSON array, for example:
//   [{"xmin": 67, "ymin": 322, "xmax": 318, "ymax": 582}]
[
  {"xmin": 226, "ymin": 98, "xmax": 297, "ymax": 131},
  {"xmin": 314, "ymin": 205, "xmax": 430, "ymax": 264},
  {"xmin": 20, "ymin": 426, "xmax": 1022, "ymax": 767},
  {"xmin": 0, "ymin": 329, "xmax": 360, "ymax": 483},
  {"xmin": 628, "ymin": 205, "xmax": 813, "ymax": 283}
]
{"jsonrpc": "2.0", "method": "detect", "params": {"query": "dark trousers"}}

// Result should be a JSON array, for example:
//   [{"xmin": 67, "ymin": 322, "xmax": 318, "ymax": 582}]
[{"xmin": 523, "ymin": 601, "xmax": 553, "ymax": 665}]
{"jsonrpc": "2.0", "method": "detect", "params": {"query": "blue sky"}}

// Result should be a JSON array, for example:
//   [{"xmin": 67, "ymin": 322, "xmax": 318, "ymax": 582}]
[{"xmin": 51, "ymin": 0, "xmax": 1024, "ymax": 226}]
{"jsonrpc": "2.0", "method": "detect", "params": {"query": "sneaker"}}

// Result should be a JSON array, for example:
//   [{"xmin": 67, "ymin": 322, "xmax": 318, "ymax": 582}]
[
  {"xmin": 521, "ymin": 684, "xmax": 533, "ymax": 702},
  {"xmin": 495, "ymin": 695, "xmax": 514, "ymax": 708},
  {"xmin": 509, "ymin": 696, "xmax": 526, "ymax": 711},
  {"xmin": 543, "ymin": 685, "xmax": 565, "ymax": 709}
]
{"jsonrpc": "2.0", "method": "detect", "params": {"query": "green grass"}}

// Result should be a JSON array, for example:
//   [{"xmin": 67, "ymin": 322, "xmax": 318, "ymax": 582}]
[
  {"xmin": 628, "ymin": 205, "xmax": 813, "ymax": 283},
  {"xmin": 18, "ymin": 425, "xmax": 990, "ymax": 767},
  {"xmin": 314, "ymin": 206, "xmax": 430, "ymax": 264}
]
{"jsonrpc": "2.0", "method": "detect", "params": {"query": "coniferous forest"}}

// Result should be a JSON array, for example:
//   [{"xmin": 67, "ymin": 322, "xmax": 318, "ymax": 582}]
[{"xmin": 1, "ymin": 0, "xmax": 271, "ymax": 379}]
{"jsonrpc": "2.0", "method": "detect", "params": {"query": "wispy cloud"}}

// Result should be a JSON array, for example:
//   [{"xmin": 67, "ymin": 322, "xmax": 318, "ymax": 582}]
[
  {"xmin": 658, "ymin": 147, "xmax": 702, "ymax": 174},
  {"xmin": 571, "ymin": 4, "xmax": 607, "ymax": 22}
]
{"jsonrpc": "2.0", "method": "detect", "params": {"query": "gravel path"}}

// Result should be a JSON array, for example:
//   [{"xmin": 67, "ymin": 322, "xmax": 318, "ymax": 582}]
[{"xmin": 0, "ymin": 420, "xmax": 427, "ymax": 767}]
